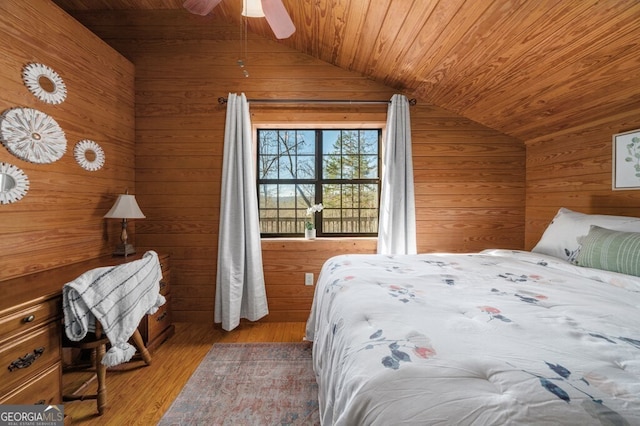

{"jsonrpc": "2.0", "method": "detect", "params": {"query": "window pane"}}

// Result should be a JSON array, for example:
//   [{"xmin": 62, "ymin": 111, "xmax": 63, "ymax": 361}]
[
  {"xmin": 277, "ymin": 156, "xmax": 294, "ymax": 178},
  {"xmin": 361, "ymin": 130, "xmax": 378, "ymax": 154},
  {"xmin": 361, "ymin": 208, "xmax": 378, "ymax": 233},
  {"xmin": 259, "ymin": 183, "xmax": 278, "ymax": 233},
  {"xmin": 297, "ymin": 155, "xmax": 315, "ymax": 179},
  {"xmin": 342, "ymin": 152, "xmax": 359, "ymax": 179},
  {"xmin": 259, "ymin": 130, "xmax": 279, "ymax": 154},
  {"xmin": 278, "ymin": 208, "xmax": 296, "ymax": 233},
  {"xmin": 258, "ymin": 128, "xmax": 380, "ymax": 237},
  {"xmin": 321, "ymin": 130, "xmax": 381, "ymax": 179},
  {"xmin": 295, "ymin": 184, "xmax": 315, "ymax": 210},
  {"xmin": 322, "ymin": 184, "xmax": 341, "ymax": 208},
  {"xmin": 258, "ymin": 154, "xmax": 279, "ymax": 179},
  {"xmin": 361, "ymin": 155, "xmax": 378, "ymax": 178},
  {"xmin": 277, "ymin": 130, "xmax": 295, "ymax": 155},
  {"xmin": 278, "ymin": 184, "xmax": 296, "ymax": 205},
  {"xmin": 258, "ymin": 130, "xmax": 292, "ymax": 179},
  {"xmin": 259, "ymin": 210, "xmax": 277, "ymax": 233},
  {"xmin": 340, "ymin": 131, "xmax": 359, "ymax": 179},
  {"xmin": 341, "ymin": 183, "xmax": 357, "ymax": 208},
  {"xmin": 258, "ymin": 184, "xmax": 277, "ymax": 209},
  {"xmin": 319, "ymin": 183, "xmax": 378, "ymax": 234},
  {"xmin": 322, "ymin": 207, "xmax": 340, "ymax": 233},
  {"xmin": 323, "ymin": 130, "xmax": 341, "ymax": 155},
  {"xmin": 297, "ymin": 130, "xmax": 315, "ymax": 154},
  {"xmin": 360, "ymin": 183, "xmax": 379, "ymax": 208},
  {"xmin": 323, "ymin": 155, "xmax": 341, "ymax": 178}
]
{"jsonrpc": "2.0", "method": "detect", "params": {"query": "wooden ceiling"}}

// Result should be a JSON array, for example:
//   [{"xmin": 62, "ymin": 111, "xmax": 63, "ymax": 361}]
[{"xmin": 52, "ymin": 0, "xmax": 640, "ymax": 142}]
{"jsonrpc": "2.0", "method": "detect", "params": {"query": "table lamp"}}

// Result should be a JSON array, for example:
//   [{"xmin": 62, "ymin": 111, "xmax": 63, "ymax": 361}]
[{"xmin": 104, "ymin": 191, "xmax": 145, "ymax": 256}]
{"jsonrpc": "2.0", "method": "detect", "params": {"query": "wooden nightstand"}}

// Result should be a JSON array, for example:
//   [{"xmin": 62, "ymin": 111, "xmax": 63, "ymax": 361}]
[{"xmin": 137, "ymin": 253, "xmax": 175, "ymax": 351}]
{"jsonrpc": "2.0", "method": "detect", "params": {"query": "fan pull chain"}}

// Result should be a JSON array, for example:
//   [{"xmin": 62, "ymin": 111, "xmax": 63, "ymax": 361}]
[{"xmin": 238, "ymin": 13, "xmax": 250, "ymax": 77}]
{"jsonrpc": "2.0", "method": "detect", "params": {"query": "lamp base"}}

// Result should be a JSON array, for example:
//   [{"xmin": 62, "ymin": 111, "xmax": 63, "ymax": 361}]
[{"xmin": 112, "ymin": 243, "xmax": 136, "ymax": 256}]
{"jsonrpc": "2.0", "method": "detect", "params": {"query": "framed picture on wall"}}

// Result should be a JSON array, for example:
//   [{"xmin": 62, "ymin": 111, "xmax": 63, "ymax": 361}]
[{"xmin": 613, "ymin": 128, "xmax": 640, "ymax": 190}]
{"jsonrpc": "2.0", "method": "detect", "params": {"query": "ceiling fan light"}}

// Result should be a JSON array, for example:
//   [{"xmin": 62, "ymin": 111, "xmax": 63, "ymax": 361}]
[{"xmin": 242, "ymin": 0, "xmax": 265, "ymax": 17}]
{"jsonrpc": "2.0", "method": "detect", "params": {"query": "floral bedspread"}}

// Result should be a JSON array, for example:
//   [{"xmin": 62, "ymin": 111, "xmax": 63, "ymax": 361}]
[{"xmin": 305, "ymin": 250, "xmax": 640, "ymax": 425}]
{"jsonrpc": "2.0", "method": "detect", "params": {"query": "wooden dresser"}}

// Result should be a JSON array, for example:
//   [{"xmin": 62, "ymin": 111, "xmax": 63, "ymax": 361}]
[{"xmin": 0, "ymin": 252, "xmax": 173, "ymax": 405}]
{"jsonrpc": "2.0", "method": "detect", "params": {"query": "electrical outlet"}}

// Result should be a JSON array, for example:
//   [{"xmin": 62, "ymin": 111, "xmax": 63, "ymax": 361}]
[{"xmin": 305, "ymin": 273, "xmax": 314, "ymax": 286}]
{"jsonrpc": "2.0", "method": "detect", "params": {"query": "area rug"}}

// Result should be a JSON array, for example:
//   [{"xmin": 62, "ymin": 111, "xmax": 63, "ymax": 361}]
[{"xmin": 158, "ymin": 342, "xmax": 319, "ymax": 426}]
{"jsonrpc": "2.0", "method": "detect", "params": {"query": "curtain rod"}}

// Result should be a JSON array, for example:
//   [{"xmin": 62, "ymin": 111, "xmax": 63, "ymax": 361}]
[{"xmin": 217, "ymin": 97, "xmax": 417, "ymax": 106}]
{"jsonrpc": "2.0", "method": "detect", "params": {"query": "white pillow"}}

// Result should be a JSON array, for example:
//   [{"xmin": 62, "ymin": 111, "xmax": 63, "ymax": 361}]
[{"xmin": 531, "ymin": 207, "xmax": 640, "ymax": 262}]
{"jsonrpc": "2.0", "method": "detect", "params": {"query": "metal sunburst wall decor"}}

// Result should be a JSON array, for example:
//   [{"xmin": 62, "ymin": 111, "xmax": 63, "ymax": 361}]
[
  {"xmin": 22, "ymin": 62, "xmax": 67, "ymax": 105},
  {"xmin": 74, "ymin": 139, "xmax": 105, "ymax": 171},
  {"xmin": 0, "ymin": 107, "xmax": 67, "ymax": 164},
  {"xmin": 0, "ymin": 162, "xmax": 30, "ymax": 204}
]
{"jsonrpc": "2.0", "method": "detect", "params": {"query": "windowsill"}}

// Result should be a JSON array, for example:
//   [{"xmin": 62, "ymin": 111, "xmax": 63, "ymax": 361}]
[{"xmin": 261, "ymin": 237, "xmax": 378, "ymax": 242}]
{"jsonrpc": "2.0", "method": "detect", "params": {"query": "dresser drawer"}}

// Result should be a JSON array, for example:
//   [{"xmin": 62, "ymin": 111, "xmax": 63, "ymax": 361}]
[
  {"xmin": 147, "ymin": 294, "xmax": 172, "ymax": 344},
  {"xmin": 158, "ymin": 271, "xmax": 170, "ymax": 296},
  {"xmin": 0, "ymin": 322, "xmax": 61, "ymax": 395},
  {"xmin": 0, "ymin": 297, "xmax": 60, "ymax": 342},
  {"xmin": 0, "ymin": 362, "xmax": 62, "ymax": 405},
  {"xmin": 158, "ymin": 254, "xmax": 170, "ymax": 296}
]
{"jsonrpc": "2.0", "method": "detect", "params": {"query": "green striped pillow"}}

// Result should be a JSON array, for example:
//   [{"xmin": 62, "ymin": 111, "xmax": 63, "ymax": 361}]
[{"xmin": 575, "ymin": 225, "xmax": 640, "ymax": 277}]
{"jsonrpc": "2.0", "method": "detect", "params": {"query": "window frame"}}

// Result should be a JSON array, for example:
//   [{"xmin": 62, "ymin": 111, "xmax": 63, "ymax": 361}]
[{"xmin": 256, "ymin": 128, "xmax": 382, "ymax": 238}]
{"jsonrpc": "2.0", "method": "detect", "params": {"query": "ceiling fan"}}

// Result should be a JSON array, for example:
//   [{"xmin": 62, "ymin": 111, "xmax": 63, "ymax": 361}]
[{"xmin": 183, "ymin": 0, "xmax": 296, "ymax": 39}]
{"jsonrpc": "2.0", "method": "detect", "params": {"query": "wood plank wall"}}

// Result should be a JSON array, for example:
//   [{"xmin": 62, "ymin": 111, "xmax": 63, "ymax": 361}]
[
  {"xmin": 525, "ymin": 112, "xmax": 640, "ymax": 249},
  {"xmin": 37, "ymin": 9, "xmax": 525, "ymax": 322},
  {"xmin": 0, "ymin": 0, "xmax": 135, "ymax": 281}
]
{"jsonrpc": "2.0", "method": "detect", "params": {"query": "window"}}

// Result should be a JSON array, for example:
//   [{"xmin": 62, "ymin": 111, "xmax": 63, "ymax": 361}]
[{"xmin": 257, "ymin": 129, "xmax": 381, "ymax": 237}]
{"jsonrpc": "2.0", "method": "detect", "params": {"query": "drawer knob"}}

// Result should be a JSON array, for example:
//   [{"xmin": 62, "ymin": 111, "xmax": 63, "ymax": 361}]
[
  {"xmin": 8, "ymin": 347, "xmax": 45, "ymax": 372},
  {"xmin": 156, "ymin": 312, "xmax": 167, "ymax": 322},
  {"xmin": 23, "ymin": 315, "xmax": 36, "ymax": 323}
]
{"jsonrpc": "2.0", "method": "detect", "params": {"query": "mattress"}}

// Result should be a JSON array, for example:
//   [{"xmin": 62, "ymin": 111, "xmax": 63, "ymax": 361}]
[{"xmin": 305, "ymin": 249, "xmax": 640, "ymax": 425}]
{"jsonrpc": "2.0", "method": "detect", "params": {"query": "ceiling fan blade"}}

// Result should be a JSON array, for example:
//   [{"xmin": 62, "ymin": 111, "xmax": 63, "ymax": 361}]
[
  {"xmin": 183, "ymin": 0, "xmax": 223, "ymax": 16},
  {"xmin": 261, "ymin": 0, "xmax": 296, "ymax": 39}
]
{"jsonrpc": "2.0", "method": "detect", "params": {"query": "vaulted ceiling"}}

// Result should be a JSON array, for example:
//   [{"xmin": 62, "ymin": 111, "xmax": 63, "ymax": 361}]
[{"xmin": 52, "ymin": 0, "xmax": 640, "ymax": 142}]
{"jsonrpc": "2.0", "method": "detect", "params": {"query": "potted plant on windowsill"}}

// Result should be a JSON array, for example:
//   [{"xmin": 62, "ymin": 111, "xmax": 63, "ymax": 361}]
[{"xmin": 305, "ymin": 203, "xmax": 323, "ymax": 240}]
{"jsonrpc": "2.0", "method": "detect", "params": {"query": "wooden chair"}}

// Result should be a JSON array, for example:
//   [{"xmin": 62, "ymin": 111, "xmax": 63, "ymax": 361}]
[{"xmin": 62, "ymin": 321, "xmax": 152, "ymax": 415}]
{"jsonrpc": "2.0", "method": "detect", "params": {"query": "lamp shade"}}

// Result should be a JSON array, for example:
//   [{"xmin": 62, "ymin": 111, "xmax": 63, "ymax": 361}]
[
  {"xmin": 104, "ymin": 194, "xmax": 146, "ymax": 219},
  {"xmin": 242, "ymin": 0, "xmax": 265, "ymax": 17}
]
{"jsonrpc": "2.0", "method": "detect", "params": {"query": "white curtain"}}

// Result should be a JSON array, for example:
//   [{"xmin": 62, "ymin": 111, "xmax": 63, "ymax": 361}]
[
  {"xmin": 215, "ymin": 93, "xmax": 269, "ymax": 331},
  {"xmin": 377, "ymin": 94, "xmax": 417, "ymax": 255}
]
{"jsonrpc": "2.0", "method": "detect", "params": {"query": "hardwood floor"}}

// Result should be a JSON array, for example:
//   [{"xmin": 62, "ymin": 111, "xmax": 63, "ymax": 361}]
[{"xmin": 63, "ymin": 321, "xmax": 308, "ymax": 425}]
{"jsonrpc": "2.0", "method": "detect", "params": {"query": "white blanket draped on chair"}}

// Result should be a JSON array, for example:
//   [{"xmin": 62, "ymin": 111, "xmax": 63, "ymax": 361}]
[{"xmin": 62, "ymin": 250, "xmax": 165, "ymax": 367}]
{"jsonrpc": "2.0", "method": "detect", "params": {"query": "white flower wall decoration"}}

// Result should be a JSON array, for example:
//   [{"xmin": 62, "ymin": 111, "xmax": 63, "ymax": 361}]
[
  {"xmin": 21, "ymin": 63, "xmax": 67, "ymax": 104},
  {"xmin": 0, "ymin": 162, "xmax": 30, "ymax": 204},
  {"xmin": 74, "ymin": 139, "xmax": 105, "ymax": 171},
  {"xmin": 0, "ymin": 107, "xmax": 67, "ymax": 164}
]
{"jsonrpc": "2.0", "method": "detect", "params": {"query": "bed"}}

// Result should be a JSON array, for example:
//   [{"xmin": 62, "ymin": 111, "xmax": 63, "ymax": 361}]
[{"xmin": 305, "ymin": 208, "xmax": 640, "ymax": 425}]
